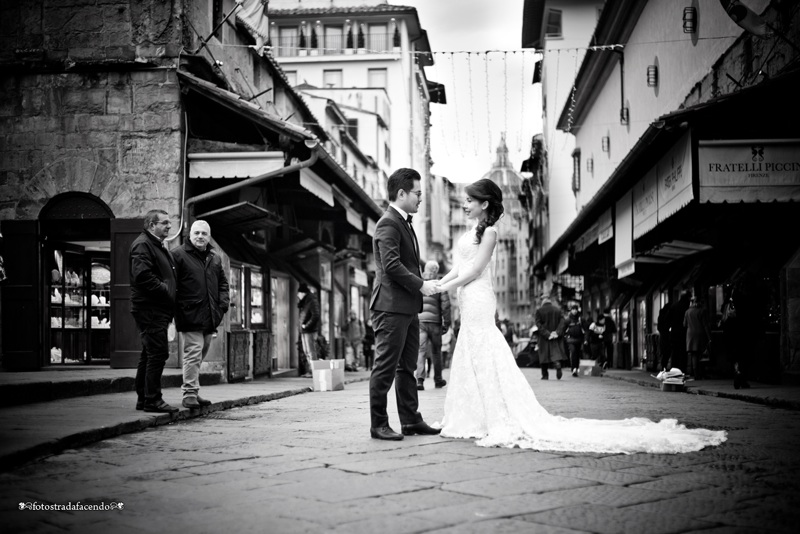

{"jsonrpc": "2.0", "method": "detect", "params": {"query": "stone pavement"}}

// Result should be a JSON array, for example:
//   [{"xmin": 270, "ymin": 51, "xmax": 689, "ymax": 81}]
[
  {"xmin": 1, "ymin": 365, "xmax": 800, "ymax": 471},
  {"xmin": 0, "ymin": 368, "xmax": 798, "ymax": 533}
]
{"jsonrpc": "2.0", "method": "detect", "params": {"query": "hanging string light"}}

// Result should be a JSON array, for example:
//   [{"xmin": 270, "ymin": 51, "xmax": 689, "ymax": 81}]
[
  {"xmin": 484, "ymin": 51, "xmax": 492, "ymax": 155},
  {"xmin": 517, "ymin": 51, "xmax": 526, "ymax": 153},
  {"xmin": 503, "ymin": 51, "xmax": 509, "ymax": 147},
  {"xmin": 466, "ymin": 52, "xmax": 478, "ymax": 156}
]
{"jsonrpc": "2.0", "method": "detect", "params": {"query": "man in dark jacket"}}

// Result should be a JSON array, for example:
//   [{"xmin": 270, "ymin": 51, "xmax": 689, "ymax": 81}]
[
  {"xmin": 129, "ymin": 209, "xmax": 178, "ymax": 413},
  {"xmin": 172, "ymin": 220, "xmax": 229, "ymax": 409},
  {"xmin": 415, "ymin": 261, "xmax": 451, "ymax": 390},
  {"xmin": 298, "ymin": 283, "xmax": 321, "ymax": 378},
  {"xmin": 535, "ymin": 296, "xmax": 566, "ymax": 380}
]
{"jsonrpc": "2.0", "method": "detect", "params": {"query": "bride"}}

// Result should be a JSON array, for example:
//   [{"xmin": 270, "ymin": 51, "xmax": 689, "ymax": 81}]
[{"xmin": 434, "ymin": 179, "xmax": 726, "ymax": 453}]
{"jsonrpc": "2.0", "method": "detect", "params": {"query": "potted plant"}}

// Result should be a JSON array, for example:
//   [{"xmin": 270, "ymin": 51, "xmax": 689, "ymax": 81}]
[
  {"xmin": 393, "ymin": 24, "xmax": 401, "ymax": 51},
  {"xmin": 357, "ymin": 24, "xmax": 366, "ymax": 54},
  {"xmin": 345, "ymin": 25, "xmax": 354, "ymax": 54},
  {"xmin": 310, "ymin": 26, "xmax": 319, "ymax": 55},
  {"xmin": 298, "ymin": 26, "xmax": 307, "ymax": 56}
]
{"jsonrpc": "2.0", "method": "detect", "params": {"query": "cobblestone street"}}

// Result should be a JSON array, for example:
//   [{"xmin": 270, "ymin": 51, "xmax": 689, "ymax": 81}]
[{"xmin": 2, "ymin": 370, "xmax": 799, "ymax": 533}]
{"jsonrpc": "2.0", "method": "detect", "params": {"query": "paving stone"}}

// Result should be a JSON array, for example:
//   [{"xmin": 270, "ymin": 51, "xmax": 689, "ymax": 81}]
[
  {"xmin": 542, "ymin": 467, "xmax": 655, "ymax": 486},
  {"xmin": 630, "ymin": 471, "xmax": 735, "ymax": 494},
  {"xmin": 265, "ymin": 470, "xmax": 435, "ymax": 503},
  {"xmin": 701, "ymin": 499, "xmax": 800, "ymax": 532},
  {"xmin": 539, "ymin": 484, "xmax": 670, "ymax": 507},
  {"xmin": 329, "ymin": 456, "xmax": 432, "ymax": 474},
  {"xmin": 459, "ymin": 453, "xmax": 578, "ymax": 474},
  {"xmin": 359, "ymin": 488, "xmax": 487, "ymax": 516},
  {"xmin": 443, "ymin": 472, "xmax": 595, "ymax": 498},
  {"xmin": 409, "ymin": 493, "xmax": 579, "ymax": 526},
  {"xmin": 519, "ymin": 503, "xmax": 708, "ymax": 534},
  {"xmin": 426, "ymin": 518, "xmax": 586, "ymax": 534},
  {"xmin": 388, "ymin": 463, "xmax": 501, "ymax": 484}
]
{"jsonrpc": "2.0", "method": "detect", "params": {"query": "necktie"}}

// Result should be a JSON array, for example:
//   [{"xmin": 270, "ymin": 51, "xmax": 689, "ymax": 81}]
[{"xmin": 406, "ymin": 215, "xmax": 419, "ymax": 258}]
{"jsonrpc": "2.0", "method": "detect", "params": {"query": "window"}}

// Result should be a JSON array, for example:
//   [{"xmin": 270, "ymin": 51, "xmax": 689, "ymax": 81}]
[
  {"xmin": 324, "ymin": 25, "xmax": 343, "ymax": 55},
  {"xmin": 384, "ymin": 142, "xmax": 391, "ymax": 166},
  {"xmin": 571, "ymin": 148, "xmax": 581, "ymax": 193},
  {"xmin": 284, "ymin": 70, "xmax": 297, "ymax": 86},
  {"xmin": 323, "ymin": 69, "xmax": 343, "ymax": 88},
  {"xmin": 368, "ymin": 68, "xmax": 387, "ymax": 89},
  {"xmin": 368, "ymin": 23, "xmax": 389, "ymax": 51},
  {"xmin": 545, "ymin": 9, "xmax": 562, "ymax": 39},
  {"xmin": 347, "ymin": 118, "xmax": 358, "ymax": 142},
  {"xmin": 278, "ymin": 26, "xmax": 298, "ymax": 56}
]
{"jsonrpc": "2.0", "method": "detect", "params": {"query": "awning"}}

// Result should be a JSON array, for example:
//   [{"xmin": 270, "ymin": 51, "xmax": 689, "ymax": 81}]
[
  {"xmin": 300, "ymin": 168, "xmax": 334, "ymax": 207},
  {"xmin": 188, "ymin": 152, "xmax": 284, "ymax": 179},
  {"xmin": 236, "ymin": 0, "xmax": 270, "ymax": 41},
  {"xmin": 427, "ymin": 80, "xmax": 447, "ymax": 104},
  {"xmin": 196, "ymin": 202, "xmax": 283, "ymax": 233},
  {"xmin": 344, "ymin": 204, "xmax": 363, "ymax": 232},
  {"xmin": 615, "ymin": 190, "xmax": 633, "ymax": 270}
]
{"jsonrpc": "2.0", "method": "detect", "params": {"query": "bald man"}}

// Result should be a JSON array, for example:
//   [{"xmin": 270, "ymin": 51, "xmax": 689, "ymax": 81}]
[{"xmin": 172, "ymin": 220, "xmax": 229, "ymax": 408}]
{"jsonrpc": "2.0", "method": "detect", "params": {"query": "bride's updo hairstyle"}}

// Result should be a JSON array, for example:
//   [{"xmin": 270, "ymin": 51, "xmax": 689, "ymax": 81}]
[{"xmin": 465, "ymin": 178, "xmax": 504, "ymax": 244}]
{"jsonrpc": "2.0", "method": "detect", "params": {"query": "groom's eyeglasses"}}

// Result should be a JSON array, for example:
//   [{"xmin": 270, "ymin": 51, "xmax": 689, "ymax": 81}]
[{"xmin": 407, "ymin": 190, "xmax": 423, "ymax": 198}]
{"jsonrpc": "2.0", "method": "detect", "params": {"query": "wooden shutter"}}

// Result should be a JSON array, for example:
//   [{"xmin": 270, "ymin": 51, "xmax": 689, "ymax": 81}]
[
  {"xmin": 110, "ymin": 218, "xmax": 143, "ymax": 368},
  {"xmin": 1, "ymin": 220, "xmax": 42, "ymax": 370}
]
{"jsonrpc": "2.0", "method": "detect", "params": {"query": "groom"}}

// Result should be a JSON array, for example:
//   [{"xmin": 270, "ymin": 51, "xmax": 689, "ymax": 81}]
[{"xmin": 369, "ymin": 168, "xmax": 440, "ymax": 440}]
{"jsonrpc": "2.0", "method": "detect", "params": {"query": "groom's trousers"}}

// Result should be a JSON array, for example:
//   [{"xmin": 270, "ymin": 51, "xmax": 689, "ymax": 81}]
[{"xmin": 369, "ymin": 310, "xmax": 423, "ymax": 428}]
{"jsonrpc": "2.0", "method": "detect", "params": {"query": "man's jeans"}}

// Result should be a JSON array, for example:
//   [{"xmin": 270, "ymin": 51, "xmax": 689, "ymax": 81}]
[
  {"xmin": 301, "ymin": 332, "xmax": 317, "ymax": 373},
  {"xmin": 415, "ymin": 322, "xmax": 443, "ymax": 382},
  {"xmin": 181, "ymin": 331, "xmax": 212, "ymax": 398},
  {"xmin": 133, "ymin": 309, "xmax": 172, "ymax": 405}
]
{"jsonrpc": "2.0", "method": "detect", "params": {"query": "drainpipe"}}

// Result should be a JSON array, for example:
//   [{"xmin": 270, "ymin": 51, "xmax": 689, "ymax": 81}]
[{"xmin": 183, "ymin": 139, "xmax": 319, "ymax": 229}]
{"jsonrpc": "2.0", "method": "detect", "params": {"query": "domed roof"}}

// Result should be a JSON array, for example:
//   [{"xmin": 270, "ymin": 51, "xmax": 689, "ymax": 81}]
[{"xmin": 481, "ymin": 133, "xmax": 523, "ymax": 188}]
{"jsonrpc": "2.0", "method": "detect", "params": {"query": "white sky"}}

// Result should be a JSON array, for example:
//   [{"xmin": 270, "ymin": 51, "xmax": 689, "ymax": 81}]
[{"xmin": 401, "ymin": 0, "xmax": 543, "ymax": 182}]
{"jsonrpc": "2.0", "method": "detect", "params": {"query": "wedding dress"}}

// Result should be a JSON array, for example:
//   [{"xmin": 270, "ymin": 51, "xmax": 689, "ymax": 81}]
[{"xmin": 438, "ymin": 226, "xmax": 726, "ymax": 454}]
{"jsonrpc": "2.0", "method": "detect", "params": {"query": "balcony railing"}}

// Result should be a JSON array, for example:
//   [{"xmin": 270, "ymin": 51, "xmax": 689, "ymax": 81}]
[{"xmin": 275, "ymin": 33, "xmax": 396, "ymax": 57}]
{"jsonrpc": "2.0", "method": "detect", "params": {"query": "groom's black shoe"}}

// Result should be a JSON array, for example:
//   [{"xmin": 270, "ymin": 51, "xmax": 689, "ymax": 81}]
[
  {"xmin": 401, "ymin": 421, "xmax": 441, "ymax": 436},
  {"xmin": 370, "ymin": 426, "xmax": 404, "ymax": 441}
]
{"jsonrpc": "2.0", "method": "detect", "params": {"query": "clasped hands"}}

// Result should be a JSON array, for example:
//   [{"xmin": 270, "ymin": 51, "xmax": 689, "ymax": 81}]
[{"xmin": 420, "ymin": 280, "xmax": 445, "ymax": 296}]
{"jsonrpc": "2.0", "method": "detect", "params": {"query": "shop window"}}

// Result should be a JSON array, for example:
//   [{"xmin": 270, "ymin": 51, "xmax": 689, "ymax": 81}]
[
  {"xmin": 270, "ymin": 274, "xmax": 291, "ymax": 370},
  {"xmin": 229, "ymin": 265, "xmax": 244, "ymax": 329},
  {"xmin": 250, "ymin": 269, "xmax": 265, "ymax": 325}
]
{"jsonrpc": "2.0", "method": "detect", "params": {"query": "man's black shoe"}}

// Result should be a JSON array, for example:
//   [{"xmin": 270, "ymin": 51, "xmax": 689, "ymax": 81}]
[
  {"xmin": 541, "ymin": 375, "xmax": 549, "ymax": 380},
  {"xmin": 135, "ymin": 401, "xmax": 144, "ymax": 411},
  {"xmin": 417, "ymin": 379, "xmax": 424, "ymax": 391},
  {"xmin": 143, "ymin": 401, "xmax": 179, "ymax": 413},
  {"xmin": 556, "ymin": 368, "xmax": 563, "ymax": 380},
  {"xmin": 370, "ymin": 426, "xmax": 404, "ymax": 440},
  {"xmin": 401, "ymin": 421, "xmax": 441, "ymax": 436},
  {"xmin": 435, "ymin": 380, "xmax": 447, "ymax": 388},
  {"xmin": 196, "ymin": 396, "xmax": 212, "ymax": 406}
]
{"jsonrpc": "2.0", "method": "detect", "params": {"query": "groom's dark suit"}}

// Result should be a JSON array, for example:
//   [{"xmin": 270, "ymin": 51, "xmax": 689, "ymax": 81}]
[{"xmin": 369, "ymin": 206, "xmax": 424, "ymax": 429}]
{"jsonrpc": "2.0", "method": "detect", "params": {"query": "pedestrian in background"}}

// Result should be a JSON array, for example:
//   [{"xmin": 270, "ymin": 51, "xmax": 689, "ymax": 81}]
[
  {"xmin": 602, "ymin": 307, "xmax": 617, "ymax": 369},
  {"xmin": 416, "ymin": 260, "xmax": 451, "ymax": 390},
  {"xmin": 589, "ymin": 313, "xmax": 607, "ymax": 367},
  {"xmin": 129, "ymin": 209, "xmax": 178, "ymax": 413},
  {"xmin": 657, "ymin": 300, "xmax": 673, "ymax": 371},
  {"xmin": 535, "ymin": 296, "xmax": 566, "ymax": 380},
  {"xmin": 173, "ymin": 220, "xmax": 229, "ymax": 409},
  {"xmin": 441, "ymin": 327, "xmax": 453, "ymax": 369},
  {"xmin": 564, "ymin": 304, "xmax": 585, "ymax": 377},
  {"xmin": 344, "ymin": 311, "xmax": 364, "ymax": 372},
  {"xmin": 297, "ymin": 283, "xmax": 320, "ymax": 378},
  {"xmin": 363, "ymin": 319, "xmax": 375, "ymax": 371},
  {"xmin": 669, "ymin": 292, "xmax": 691, "ymax": 372},
  {"xmin": 502, "ymin": 319, "xmax": 516, "ymax": 349},
  {"xmin": 684, "ymin": 295, "xmax": 712, "ymax": 380}
]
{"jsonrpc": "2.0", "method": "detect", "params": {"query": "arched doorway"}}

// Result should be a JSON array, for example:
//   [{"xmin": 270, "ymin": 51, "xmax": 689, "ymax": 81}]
[{"xmin": 40, "ymin": 193, "xmax": 113, "ymax": 365}]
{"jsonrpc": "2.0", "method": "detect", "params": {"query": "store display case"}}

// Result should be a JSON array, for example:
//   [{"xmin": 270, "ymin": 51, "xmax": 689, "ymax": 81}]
[{"xmin": 47, "ymin": 247, "xmax": 111, "ymax": 364}]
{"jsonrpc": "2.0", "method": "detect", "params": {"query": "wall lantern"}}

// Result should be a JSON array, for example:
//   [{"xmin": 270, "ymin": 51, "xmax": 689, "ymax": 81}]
[
  {"xmin": 647, "ymin": 64, "xmax": 658, "ymax": 87},
  {"xmin": 601, "ymin": 136, "xmax": 610, "ymax": 153},
  {"xmin": 620, "ymin": 107, "xmax": 629, "ymax": 125},
  {"xmin": 683, "ymin": 7, "xmax": 697, "ymax": 33},
  {"xmin": 586, "ymin": 157, "xmax": 594, "ymax": 173}
]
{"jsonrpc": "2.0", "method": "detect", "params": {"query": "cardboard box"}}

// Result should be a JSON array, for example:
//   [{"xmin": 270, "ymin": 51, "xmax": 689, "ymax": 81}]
[
  {"xmin": 312, "ymin": 359, "xmax": 345, "ymax": 392},
  {"xmin": 660, "ymin": 382, "xmax": 685, "ymax": 392}
]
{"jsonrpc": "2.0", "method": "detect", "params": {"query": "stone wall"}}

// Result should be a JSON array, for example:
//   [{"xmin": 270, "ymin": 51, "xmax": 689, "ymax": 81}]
[{"xmin": 0, "ymin": 68, "xmax": 183, "ymax": 221}]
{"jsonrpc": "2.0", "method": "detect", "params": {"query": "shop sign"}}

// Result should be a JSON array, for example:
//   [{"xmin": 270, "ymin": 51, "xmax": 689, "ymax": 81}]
[
  {"xmin": 352, "ymin": 268, "xmax": 368, "ymax": 287},
  {"xmin": 698, "ymin": 139, "xmax": 800, "ymax": 202},
  {"xmin": 615, "ymin": 190, "xmax": 632, "ymax": 269},
  {"xmin": 320, "ymin": 261, "xmax": 332, "ymax": 291},
  {"xmin": 633, "ymin": 167, "xmax": 658, "ymax": 239},
  {"xmin": 657, "ymin": 131, "xmax": 693, "ymax": 223},
  {"xmin": 617, "ymin": 259, "xmax": 635, "ymax": 279}
]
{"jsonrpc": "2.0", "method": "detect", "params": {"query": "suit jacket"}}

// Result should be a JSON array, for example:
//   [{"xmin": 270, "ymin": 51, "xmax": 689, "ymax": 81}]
[{"xmin": 369, "ymin": 206, "xmax": 423, "ymax": 315}]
